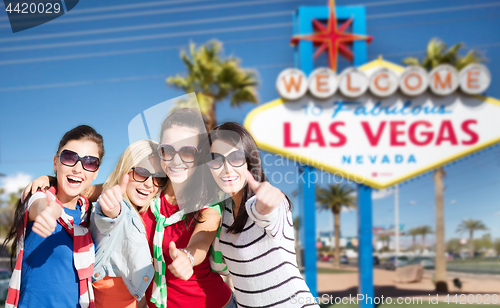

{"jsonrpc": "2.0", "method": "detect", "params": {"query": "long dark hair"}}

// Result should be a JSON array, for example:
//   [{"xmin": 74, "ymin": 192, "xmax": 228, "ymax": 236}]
[
  {"xmin": 208, "ymin": 122, "xmax": 291, "ymax": 234},
  {"xmin": 1, "ymin": 125, "xmax": 104, "ymax": 268},
  {"xmin": 159, "ymin": 108, "xmax": 215, "ymax": 225}
]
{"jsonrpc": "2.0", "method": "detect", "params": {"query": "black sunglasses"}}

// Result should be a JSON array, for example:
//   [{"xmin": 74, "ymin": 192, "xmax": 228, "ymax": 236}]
[
  {"xmin": 157, "ymin": 143, "xmax": 198, "ymax": 163},
  {"xmin": 206, "ymin": 151, "xmax": 246, "ymax": 170},
  {"xmin": 131, "ymin": 167, "xmax": 168, "ymax": 188},
  {"xmin": 59, "ymin": 149, "xmax": 100, "ymax": 172}
]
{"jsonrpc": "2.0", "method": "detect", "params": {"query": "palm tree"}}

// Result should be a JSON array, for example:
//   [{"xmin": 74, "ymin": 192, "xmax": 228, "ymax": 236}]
[
  {"xmin": 316, "ymin": 184, "xmax": 356, "ymax": 268},
  {"xmin": 494, "ymin": 239, "xmax": 500, "ymax": 257},
  {"xmin": 418, "ymin": 225, "xmax": 433, "ymax": 249},
  {"xmin": 457, "ymin": 219, "xmax": 488, "ymax": 258},
  {"xmin": 403, "ymin": 38, "xmax": 485, "ymax": 292},
  {"xmin": 0, "ymin": 188, "xmax": 20, "ymax": 238},
  {"xmin": 378, "ymin": 234, "xmax": 391, "ymax": 251},
  {"xmin": 166, "ymin": 40, "xmax": 259, "ymax": 130},
  {"xmin": 402, "ymin": 38, "xmax": 484, "ymax": 70},
  {"xmin": 407, "ymin": 227, "xmax": 421, "ymax": 250}
]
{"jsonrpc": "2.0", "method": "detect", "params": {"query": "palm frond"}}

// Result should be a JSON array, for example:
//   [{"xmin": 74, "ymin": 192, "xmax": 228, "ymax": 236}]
[{"xmin": 402, "ymin": 38, "xmax": 486, "ymax": 71}]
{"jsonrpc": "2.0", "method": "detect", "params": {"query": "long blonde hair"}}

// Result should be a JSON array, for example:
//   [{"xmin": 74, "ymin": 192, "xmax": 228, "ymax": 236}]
[{"xmin": 104, "ymin": 139, "xmax": 161, "ymax": 212}]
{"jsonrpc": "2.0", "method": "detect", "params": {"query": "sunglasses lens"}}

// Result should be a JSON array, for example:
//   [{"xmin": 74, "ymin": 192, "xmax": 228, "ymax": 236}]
[
  {"xmin": 228, "ymin": 151, "xmax": 246, "ymax": 167},
  {"xmin": 82, "ymin": 156, "xmax": 100, "ymax": 172},
  {"xmin": 179, "ymin": 147, "xmax": 197, "ymax": 163},
  {"xmin": 158, "ymin": 145, "xmax": 176, "ymax": 161},
  {"xmin": 60, "ymin": 150, "xmax": 78, "ymax": 166},
  {"xmin": 133, "ymin": 167, "xmax": 150, "ymax": 182},
  {"xmin": 153, "ymin": 173, "xmax": 168, "ymax": 187},
  {"xmin": 206, "ymin": 153, "xmax": 223, "ymax": 169}
]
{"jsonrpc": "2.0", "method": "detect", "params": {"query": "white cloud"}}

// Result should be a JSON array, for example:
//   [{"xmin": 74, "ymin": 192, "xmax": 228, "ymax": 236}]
[
  {"xmin": 341, "ymin": 207, "xmax": 355, "ymax": 213},
  {"xmin": 1, "ymin": 173, "xmax": 32, "ymax": 196},
  {"xmin": 494, "ymin": 211, "xmax": 500, "ymax": 216},
  {"xmin": 372, "ymin": 188, "xmax": 394, "ymax": 200}
]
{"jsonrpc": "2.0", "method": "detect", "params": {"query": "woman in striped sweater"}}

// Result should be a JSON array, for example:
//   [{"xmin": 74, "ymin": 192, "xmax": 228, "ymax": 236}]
[{"xmin": 204, "ymin": 122, "xmax": 319, "ymax": 308}]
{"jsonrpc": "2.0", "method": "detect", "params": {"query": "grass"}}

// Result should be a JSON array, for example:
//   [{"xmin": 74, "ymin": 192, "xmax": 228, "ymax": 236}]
[
  {"xmin": 317, "ymin": 267, "xmax": 357, "ymax": 274},
  {"xmin": 448, "ymin": 260, "xmax": 500, "ymax": 267}
]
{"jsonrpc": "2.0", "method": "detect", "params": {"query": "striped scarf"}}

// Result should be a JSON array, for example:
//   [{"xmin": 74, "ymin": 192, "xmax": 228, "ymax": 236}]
[
  {"xmin": 150, "ymin": 196, "xmax": 185, "ymax": 308},
  {"xmin": 149, "ymin": 196, "xmax": 227, "ymax": 308},
  {"xmin": 208, "ymin": 200, "xmax": 228, "ymax": 275},
  {"xmin": 6, "ymin": 187, "xmax": 95, "ymax": 308}
]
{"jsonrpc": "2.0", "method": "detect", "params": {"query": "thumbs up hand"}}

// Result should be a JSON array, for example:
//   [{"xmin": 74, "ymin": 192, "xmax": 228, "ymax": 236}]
[
  {"xmin": 168, "ymin": 241, "xmax": 194, "ymax": 281},
  {"xmin": 100, "ymin": 174, "xmax": 128, "ymax": 218},
  {"xmin": 246, "ymin": 170, "xmax": 285, "ymax": 215},
  {"xmin": 32, "ymin": 193, "xmax": 63, "ymax": 238}
]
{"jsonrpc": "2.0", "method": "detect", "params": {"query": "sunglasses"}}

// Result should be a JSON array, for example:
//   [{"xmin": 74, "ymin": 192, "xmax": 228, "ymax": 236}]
[
  {"xmin": 206, "ymin": 151, "xmax": 246, "ymax": 170},
  {"xmin": 131, "ymin": 167, "xmax": 168, "ymax": 187},
  {"xmin": 59, "ymin": 149, "xmax": 100, "ymax": 172},
  {"xmin": 157, "ymin": 144, "xmax": 198, "ymax": 163}
]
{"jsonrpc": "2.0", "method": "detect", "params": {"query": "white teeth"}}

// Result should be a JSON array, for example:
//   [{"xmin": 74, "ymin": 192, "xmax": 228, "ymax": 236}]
[
  {"xmin": 221, "ymin": 176, "xmax": 238, "ymax": 182},
  {"xmin": 169, "ymin": 167, "xmax": 186, "ymax": 173},
  {"xmin": 137, "ymin": 189, "xmax": 150, "ymax": 196},
  {"xmin": 68, "ymin": 176, "xmax": 82, "ymax": 182}
]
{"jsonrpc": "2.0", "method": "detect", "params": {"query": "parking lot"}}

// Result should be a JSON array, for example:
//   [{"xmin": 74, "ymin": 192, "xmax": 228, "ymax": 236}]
[{"xmin": 317, "ymin": 261, "xmax": 500, "ymax": 304}]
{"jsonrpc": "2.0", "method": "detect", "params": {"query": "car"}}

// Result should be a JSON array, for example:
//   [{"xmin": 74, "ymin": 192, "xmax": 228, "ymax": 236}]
[
  {"xmin": 373, "ymin": 256, "xmax": 380, "ymax": 265},
  {"xmin": 318, "ymin": 253, "xmax": 348, "ymax": 264},
  {"xmin": 0, "ymin": 268, "xmax": 12, "ymax": 303},
  {"xmin": 382, "ymin": 256, "xmax": 409, "ymax": 270},
  {"xmin": 410, "ymin": 257, "xmax": 435, "ymax": 269},
  {"xmin": 319, "ymin": 252, "xmax": 333, "ymax": 262}
]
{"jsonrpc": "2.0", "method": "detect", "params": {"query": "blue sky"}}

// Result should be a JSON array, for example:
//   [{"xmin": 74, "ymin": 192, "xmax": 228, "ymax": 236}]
[{"xmin": 1, "ymin": 0, "xmax": 499, "ymax": 246}]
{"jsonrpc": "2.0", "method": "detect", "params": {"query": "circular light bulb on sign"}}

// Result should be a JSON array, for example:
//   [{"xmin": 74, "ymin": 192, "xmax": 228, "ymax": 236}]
[
  {"xmin": 399, "ymin": 66, "xmax": 429, "ymax": 96},
  {"xmin": 429, "ymin": 64, "xmax": 459, "ymax": 96},
  {"xmin": 369, "ymin": 68, "xmax": 399, "ymax": 97},
  {"xmin": 338, "ymin": 67, "xmax": 368, "ymax": 98},
  {"xmin": 308, "ymin": 67, "xmax": 338, "ymax": 99},
  {"xmin": 459, "ymin": 63, "xmax": 491, "ymax": 95},
  {"xmin": 276, "ymin": 68, "xmax": 308, "ymax": 100}
]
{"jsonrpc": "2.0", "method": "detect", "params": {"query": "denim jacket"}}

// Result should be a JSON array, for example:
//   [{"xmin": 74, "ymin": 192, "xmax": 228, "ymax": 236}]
[{"xmin": 90, "ymin": 199, "xmax": 154, "ymax": 301}]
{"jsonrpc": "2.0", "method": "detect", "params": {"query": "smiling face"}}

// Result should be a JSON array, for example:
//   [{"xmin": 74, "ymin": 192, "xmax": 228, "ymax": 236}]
[
  {"xmin": 126, "ymin": 156, "xmax": 162, "ymax": 209},
  {"xmin": 54, "ymin": 139, "xmax": 100, "ymax": 202},
  {"xmin": 209, "ymin": 139, "xmax": 248, "ymax": 196},
  {"xmin": 160, "ymin": 125, "xmax": 199, "ymax": 184}
]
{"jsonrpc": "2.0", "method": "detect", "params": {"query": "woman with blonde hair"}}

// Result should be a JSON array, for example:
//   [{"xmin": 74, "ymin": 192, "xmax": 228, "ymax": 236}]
[
  {"xmin": 90, "ymin": 139, "xmax": 167, "ymax": 308},
  {"xmin": 22, "ymin": 109, "xmax": 235, "ymax": 308}
]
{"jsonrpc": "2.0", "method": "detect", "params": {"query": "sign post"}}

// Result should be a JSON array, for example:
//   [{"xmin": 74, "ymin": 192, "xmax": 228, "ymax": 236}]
[
  {"xmin": 300, "ymin": 165, "xmax": 317, "ymax": 296},
  {"xmin": 357, "ymin": 184, "xmax": 374, "ymax": 308},
  {"xmin": 293, "ymin": 3, "xmax": 370, "ymax": 297},
  {"xmin": 244, "ymin": 2, "xmax": 498, "ymax": 308},
  {"xmin": 293, "ymin": 3, "xmax": 371, "ymax": 302}
]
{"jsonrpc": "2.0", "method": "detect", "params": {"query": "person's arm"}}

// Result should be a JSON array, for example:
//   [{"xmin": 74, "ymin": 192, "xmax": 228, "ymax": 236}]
[
  {"xmin": 245, "ymin": 170, "xmax": 285, "ymax": 216},
  {"xmin": 29, "ymin": 192, "xmax": 63, "ymax": 238},
  {"xmin": 91, "ymin": 175, "xmax": 128, "ymax": 235},
  {"xmin": 21, "ymin": 175, "xmax": 103, "ymax": 203},
  {"xmin": 97, "ymin": 175, "xmax": 127, "ymax": 219},
  {"xmin": 245, "ymin": 170, "xmax": 290, "ymax": 240},
  {"xmin": 168, "ymin": 207, "xmax": 221, "ymax": 280},
  {"xmin": 21, "ymin": 175, "xmax": 55, "ymax": 202},
  {"xmin": 137, "ymin": 296, "xmax": 148, "ymax": 308}
]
